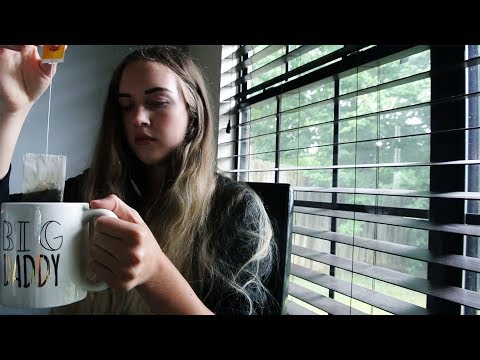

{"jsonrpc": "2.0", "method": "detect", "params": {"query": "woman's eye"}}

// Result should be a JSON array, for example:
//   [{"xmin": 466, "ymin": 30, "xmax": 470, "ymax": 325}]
[
  {"xmin": 119, "ymin": 103, "xmax": 133, "ymax": 112},
  {"xmin": 148, "ymin": 101, "xmax": 167, "ymax": 108}
]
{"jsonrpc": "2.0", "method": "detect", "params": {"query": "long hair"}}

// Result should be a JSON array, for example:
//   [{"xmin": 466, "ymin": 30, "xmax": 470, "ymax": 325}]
[{"xmin": 79, "ymin": 46, "xmax": 274, "ymax": 314}]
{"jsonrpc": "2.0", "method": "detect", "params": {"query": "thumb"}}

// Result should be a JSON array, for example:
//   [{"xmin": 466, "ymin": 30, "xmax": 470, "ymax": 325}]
[
  {"xmin": 90, "ymin": 194, "xmax": 143, "ymax": 223},
  {"xmin": 17, "ymin": 45, "xmax": 57, "ymax": 78}
]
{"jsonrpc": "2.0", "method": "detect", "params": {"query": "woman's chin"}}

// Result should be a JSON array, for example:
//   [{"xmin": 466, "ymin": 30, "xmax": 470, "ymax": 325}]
[
  {"xmin": 139, "ymin": 158, "xmax": 161, "ymax": 166},
  {"xmin": 136, "ymin": 153, "xmax": 167, "ymax": 167}
]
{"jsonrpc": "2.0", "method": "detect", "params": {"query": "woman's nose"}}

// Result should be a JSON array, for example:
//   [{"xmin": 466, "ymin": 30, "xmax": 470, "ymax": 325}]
[{"xmin": 131, "ymin": 105, "xmax": 150, "ymax": 127}]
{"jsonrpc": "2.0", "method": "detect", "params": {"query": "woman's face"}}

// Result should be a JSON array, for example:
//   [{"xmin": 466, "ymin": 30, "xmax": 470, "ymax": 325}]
[{"xmin": 118, "ymin": 60, "xmax": 189, "ymax": 166}]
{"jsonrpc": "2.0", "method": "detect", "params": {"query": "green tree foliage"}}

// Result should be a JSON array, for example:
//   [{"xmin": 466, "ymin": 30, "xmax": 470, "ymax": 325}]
[
  {"xmin": 239, "ymin": 47, "xmax": 433, "ymax": 279},
  {"xmin": 244, "ymin": 48, "xmax": 431, "ymax": 201}
]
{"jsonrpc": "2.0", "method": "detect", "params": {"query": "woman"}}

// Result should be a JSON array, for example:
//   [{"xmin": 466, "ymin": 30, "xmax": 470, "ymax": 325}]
[{"xmin": 0, "ymin": 45, "xmax": 276, "ymax": 315}]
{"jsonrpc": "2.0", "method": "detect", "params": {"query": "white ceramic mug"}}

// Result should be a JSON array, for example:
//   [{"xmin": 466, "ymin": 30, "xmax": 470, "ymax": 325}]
[{"xmin": 0, "ymin": 202, "xmax": 117, "ymax": 308}]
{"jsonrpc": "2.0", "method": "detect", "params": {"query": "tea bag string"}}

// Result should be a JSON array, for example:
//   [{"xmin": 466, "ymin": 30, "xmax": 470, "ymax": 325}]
[{"xmin": 46, "ymin": 65, "xmax": 53, "ymax": 155}]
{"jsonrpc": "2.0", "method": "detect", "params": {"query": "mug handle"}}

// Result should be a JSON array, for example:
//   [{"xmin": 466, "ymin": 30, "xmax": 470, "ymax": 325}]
[{"xmin": 78, "ymin": 209, "xmax": 118, "ymax": 292}]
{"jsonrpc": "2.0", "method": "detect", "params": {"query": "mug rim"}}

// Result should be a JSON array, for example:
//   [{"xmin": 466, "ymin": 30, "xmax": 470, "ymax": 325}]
[{"xmin": 1, "ymin": 202, "xmax": 89, "ymax": 207}]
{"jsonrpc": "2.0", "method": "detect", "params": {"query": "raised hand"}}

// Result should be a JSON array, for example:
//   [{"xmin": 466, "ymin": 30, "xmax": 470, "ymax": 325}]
[{"xmin": 0, "ymin": 45, "xmax": 57, "ymax": 114}]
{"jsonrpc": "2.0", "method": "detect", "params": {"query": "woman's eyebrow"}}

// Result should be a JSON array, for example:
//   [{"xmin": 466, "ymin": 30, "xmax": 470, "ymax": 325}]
[
  {"xmin": 117, "ymin": 87, "xmax": 174, "ymax": 98},
  {"xmin": 144, "ymin": 87, "xmax": 174, "ymax": 95}
]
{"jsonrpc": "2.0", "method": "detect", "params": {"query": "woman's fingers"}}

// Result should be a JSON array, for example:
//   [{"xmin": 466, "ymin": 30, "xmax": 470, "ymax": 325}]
[
  {"xmin": 92, "ymin": 231, "xmax": 143, "ymax": 264},
  {"xmin": 90, "ymin": 260, "xmax": 116, "ymax": 284},
  {"xmin": 0, "ymin": 45, "xmax": 30, "ymax": 52},
  {"xmin": 90, "ymin": 239, "xmax": 140, "ymax": 291},
  {"xmin": 94, "ymin": 216, "xmax": 146, "ymax": 246},
  {"xmin": 91, "ymin": 243, "xmax": 118, "ymax": 271}
]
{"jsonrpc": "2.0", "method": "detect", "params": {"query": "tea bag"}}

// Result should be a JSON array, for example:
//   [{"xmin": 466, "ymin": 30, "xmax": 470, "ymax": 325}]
[
  {"xmin": 21, "ymin": 46, "xmax": 68, "ymax": 202},
  {"xmin": 21, "ymin": 153, "xmax": 67, "ymax": 202}
]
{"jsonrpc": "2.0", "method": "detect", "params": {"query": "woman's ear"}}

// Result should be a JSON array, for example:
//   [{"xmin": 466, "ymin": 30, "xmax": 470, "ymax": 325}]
[{"xmin": 185, "ymin": 118, "xmax": 197, "ymax": 142}]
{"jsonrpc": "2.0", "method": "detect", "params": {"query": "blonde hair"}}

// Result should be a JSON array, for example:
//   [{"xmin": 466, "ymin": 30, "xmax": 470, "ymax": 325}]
[{"xmin": 59, "ymin": 46, "xmax": 275, "ymax": 315}]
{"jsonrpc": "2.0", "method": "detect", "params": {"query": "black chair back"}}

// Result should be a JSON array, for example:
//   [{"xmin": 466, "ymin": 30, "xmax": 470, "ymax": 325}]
[{"xmin": 246, "ymin": 182, "xmax": 294, "ymax": 315}]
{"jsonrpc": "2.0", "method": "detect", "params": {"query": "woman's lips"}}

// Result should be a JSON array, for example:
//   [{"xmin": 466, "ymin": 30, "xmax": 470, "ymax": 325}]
[{"xmin": 134, "ymin": 135, "xmax": 156, "ymax": 145}]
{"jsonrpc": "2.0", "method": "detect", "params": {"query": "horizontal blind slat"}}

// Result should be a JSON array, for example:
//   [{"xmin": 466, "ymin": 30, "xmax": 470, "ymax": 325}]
[
  {"xmin": 294, "ymin": 200, "xmax": 428, "ymax": 219},
  {"xmin": 229, "ymin": 45, "xmax": 477, "ymax": 114},
  {"xmin": 224, "ymin": 45, "xmax": 420, "ymax": 112},
  {"xmin": 218, "ymin": 159, "xmax": 480, "ymax": 173},
  {"xmin": 220, "ymin": 124, "xmax": 480, "ymax": 153},
  {"xmin": 294, "ymin": 206, "xmax": 480, "ymax": 237},
  {"xmin": 286, "ymin": 300, "xmax": 319, "ymax": 315},
  {"xmin": 290, "ymin": 263, "xmax": 430, "ymax": 315},
  {"xmin": 221, "ymin": 45, "xmax": 284, "ymax": 75},
  {"xmin": 221, "ymin": 46, "xmax": 364, "ymax": 97},
  {"xmin": 289, "ymin": 282, "xmax": 366, "ymax": 315},
  {"xmin": 292, "ymin": 245, "xmax": 480, "ymax": 309},
  {"xmin": 293, "ymin": 225, "xmax": 480, "ymax": 273},
  {"xmin": 293, "ymin": 187, "xmax": 480, "ymax": 200}
]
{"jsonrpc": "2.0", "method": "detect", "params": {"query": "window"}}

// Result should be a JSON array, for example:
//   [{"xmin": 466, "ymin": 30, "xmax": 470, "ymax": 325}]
[{"xmin": 218, "ymin": 45, "xmax": 480, "ymax": 315}]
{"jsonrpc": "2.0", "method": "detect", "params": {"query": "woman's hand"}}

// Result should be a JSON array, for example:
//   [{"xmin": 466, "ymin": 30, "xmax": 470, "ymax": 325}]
[
  {"xmin": 90, "ymin": 194, "xmax": 213, "ymax": 314},
  {"xmin": 89, "ymin": 194, "xmax": 163, "ymax": 291},
  {"xmin": 0, "ymin": 45, "xmax": 66, "ymax": 180},
  {"xmin": 0, "ymin": 45, "xmax": 57, "ymax": 114}
]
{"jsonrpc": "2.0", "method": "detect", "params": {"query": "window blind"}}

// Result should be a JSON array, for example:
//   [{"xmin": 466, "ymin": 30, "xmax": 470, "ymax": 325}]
[{"xmin": 217, "ymin": 45, "xmax": 480, "ymax": 315}]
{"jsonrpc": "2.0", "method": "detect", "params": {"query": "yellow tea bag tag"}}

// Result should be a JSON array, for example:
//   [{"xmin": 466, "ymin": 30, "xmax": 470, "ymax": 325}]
[{"xmin": 41, "ymin": 45, "xmax": 66, "ymax": 63}]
